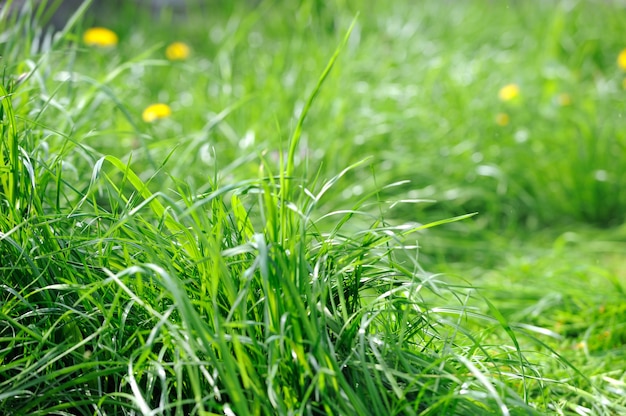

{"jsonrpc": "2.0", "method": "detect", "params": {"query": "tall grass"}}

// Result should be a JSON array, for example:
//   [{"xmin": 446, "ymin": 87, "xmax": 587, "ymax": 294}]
[{"xmin": 1, "ymin": 0, "xmax": 625, "ymax": 415}]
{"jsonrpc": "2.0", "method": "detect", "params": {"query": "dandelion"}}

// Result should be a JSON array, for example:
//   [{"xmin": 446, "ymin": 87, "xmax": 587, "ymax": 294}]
[
  {"xmin": 166, "ymin": 42, "xmax": 191, "ymax": 61},
  {"xmin": 618, "ymin": 48, "xmax": 626, "ymax": 71},
  {"xmin": 83, "ymin": 27, "xmax": 118, "ymax": 47},
  {"xmin": 142, "ymin": 103, "xmax": 171, "ymax": 122},
  {"xmin": 495, "ymin": 112, "xmax": 510, "ymax": 126},
  {"xmin": 498, "ymin": 83, "xmax": 520, "ymax": 102},
  {"xmin": 557, "ymin": 93, "xmax": 571, "ymax": 106}
]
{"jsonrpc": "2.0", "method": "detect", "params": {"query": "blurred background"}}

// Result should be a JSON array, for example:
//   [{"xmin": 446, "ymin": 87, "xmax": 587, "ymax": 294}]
[{"xmin": 3, "ymin": 0, "xmax": 626, "ymax": 258}]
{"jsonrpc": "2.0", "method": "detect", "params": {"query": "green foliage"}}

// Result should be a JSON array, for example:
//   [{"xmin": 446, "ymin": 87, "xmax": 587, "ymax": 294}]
[{"xmin": 1, "ymin": 0, "xmax": 625, "ymax": 415}]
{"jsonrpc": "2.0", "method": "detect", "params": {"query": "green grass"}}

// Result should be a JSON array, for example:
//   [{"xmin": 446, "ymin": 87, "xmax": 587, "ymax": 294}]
[{"xmin": 1, "ymin": 0, "xmax": 626, "ymax": 414}]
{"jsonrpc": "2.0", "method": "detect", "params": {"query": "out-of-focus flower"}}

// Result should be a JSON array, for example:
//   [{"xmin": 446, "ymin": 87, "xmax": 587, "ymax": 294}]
[
  {"xmin": 142, "ymin": 103, "xmax": 171, "ymax": 122},
  {"xmin": 83, "ymin": 27, "xmax": 118, "ymax": 47},
  {"xmin": 495, "ymin": 112, "xmax": 510, "ymax": 126},
  {"xmin": 498, "ymin": 83, "xmax": 520, "ymax": 102},
  {"xmin": 557, "ymin": 93, "xmax": 572, "ymax": 106},
  {"xmin": 618, "ymin": 48, "xmax": 626, "ymax": 71},
  {"xmin": 166, "ymin": 42, "xmax": 191, "ymax": 61}
]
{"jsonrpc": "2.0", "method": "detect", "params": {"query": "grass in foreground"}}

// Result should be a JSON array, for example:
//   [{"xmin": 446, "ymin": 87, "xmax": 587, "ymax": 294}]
[{"xmin": 1, "ymin": 0, "xmax": 625, "ymax": 415}]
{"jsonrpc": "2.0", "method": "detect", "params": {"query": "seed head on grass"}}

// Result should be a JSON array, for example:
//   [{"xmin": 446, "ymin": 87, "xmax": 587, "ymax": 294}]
[
  {"xmin": 166, "ymin": 42, "xmax": 191, "ymax": 61},
  {"xmin": 498, "ymin": 83, "xmax": 520, "ymax": 102},
  {"xmin": 83, "ymin": 27, "xmax": 118, "ymax": 47},
  {"xmin": 142, "ymin": 103, "xmax": 172, "ymax": 122}
]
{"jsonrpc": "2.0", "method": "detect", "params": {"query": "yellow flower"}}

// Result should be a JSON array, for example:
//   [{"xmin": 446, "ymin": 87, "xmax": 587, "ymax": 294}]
[
  {"xmin": 166, "ymin": 42, "xmax": 191, "ymax": 61},
  {"xmin": 557, "ymin": 93, "xmax": 571, "ymax": 106},
  {"xmin": 83, "ymin": 27, "xmax": 118, "ymax": 47},
  {"xmin": 618, "ymin": 48, "xmax": 626, "ymax": 71},
  {"xmin": 142, "ymin": 103, "xmax": 172, "ymax": 122},
  {"xmin": 498, "ymin": 83, "xmax": 520, "ymax": 102},
  {"xmin": 495, "ymin": 112, "xmax": 510, "ymax": 126}
]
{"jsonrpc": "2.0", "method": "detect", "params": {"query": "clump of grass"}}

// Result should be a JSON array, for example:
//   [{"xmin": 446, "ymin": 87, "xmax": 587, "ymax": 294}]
[{"xmin": 0, "ymin": 91, "xmax": 531, "ymax": 414}]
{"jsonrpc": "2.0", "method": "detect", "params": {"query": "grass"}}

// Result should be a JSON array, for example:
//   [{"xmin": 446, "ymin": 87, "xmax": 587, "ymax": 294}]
[{"xmin": 1, "ymin": 0, "xmax": 626, "ymax": 414}]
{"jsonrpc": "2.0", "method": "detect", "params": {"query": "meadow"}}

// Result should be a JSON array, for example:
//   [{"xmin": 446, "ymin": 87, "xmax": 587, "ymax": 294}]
[{"xmin": 1, "ymin": 0, "xmax": 626, "ymax": 414}]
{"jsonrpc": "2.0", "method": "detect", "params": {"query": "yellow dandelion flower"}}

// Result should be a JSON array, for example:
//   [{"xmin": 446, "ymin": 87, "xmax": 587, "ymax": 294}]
[
  {"xmin": 557, "ymin": 93, "xmax": 571, "ymax": 106},
  {"xmin": 495, "ymin": 112, "xmax": 510, "ymax": 126},
  {"xmin": 498, "ymin": 83, "xmax": 520, "ymax": 102},
  {"xmin": 83, "ymin": 27, "xmax": 118, "ymax": 47},
  {"xmin": 618, "ymin": 48, "xmax": 626, "ymax": 71},
  {"xmin": 142, "ymin": 103, "xmax": 172, "ymax": 122},
  {"xmin": 166, "ymin": 42, "xmax": 191, "ymax": 61}
]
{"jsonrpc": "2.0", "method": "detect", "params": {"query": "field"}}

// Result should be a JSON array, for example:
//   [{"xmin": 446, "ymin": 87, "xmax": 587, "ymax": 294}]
[{"xmin": 1, "ymin": 0, "xmax": 626, "ymax": 414}]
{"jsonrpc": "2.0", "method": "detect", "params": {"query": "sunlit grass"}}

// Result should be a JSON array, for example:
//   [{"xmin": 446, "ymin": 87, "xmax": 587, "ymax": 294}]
[{"xmin": 1, "ymin": 0, "xmax": 625, "ymax": 414}]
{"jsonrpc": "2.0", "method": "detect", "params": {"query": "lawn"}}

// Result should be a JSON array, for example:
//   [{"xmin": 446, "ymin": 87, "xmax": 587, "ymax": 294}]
[{"xmin": 1, "ymin": 0, "xmax": 625, "ymax": 414}]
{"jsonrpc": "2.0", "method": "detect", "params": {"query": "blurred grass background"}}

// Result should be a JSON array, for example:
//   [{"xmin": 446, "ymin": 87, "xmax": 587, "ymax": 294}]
[
  {"xmin": 70, "ymin": 0, "xmax": 626, "ymax": 227},
  {"xmin": 73, "ymin": 0, "xmax": 626, "ymax": 262}
]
